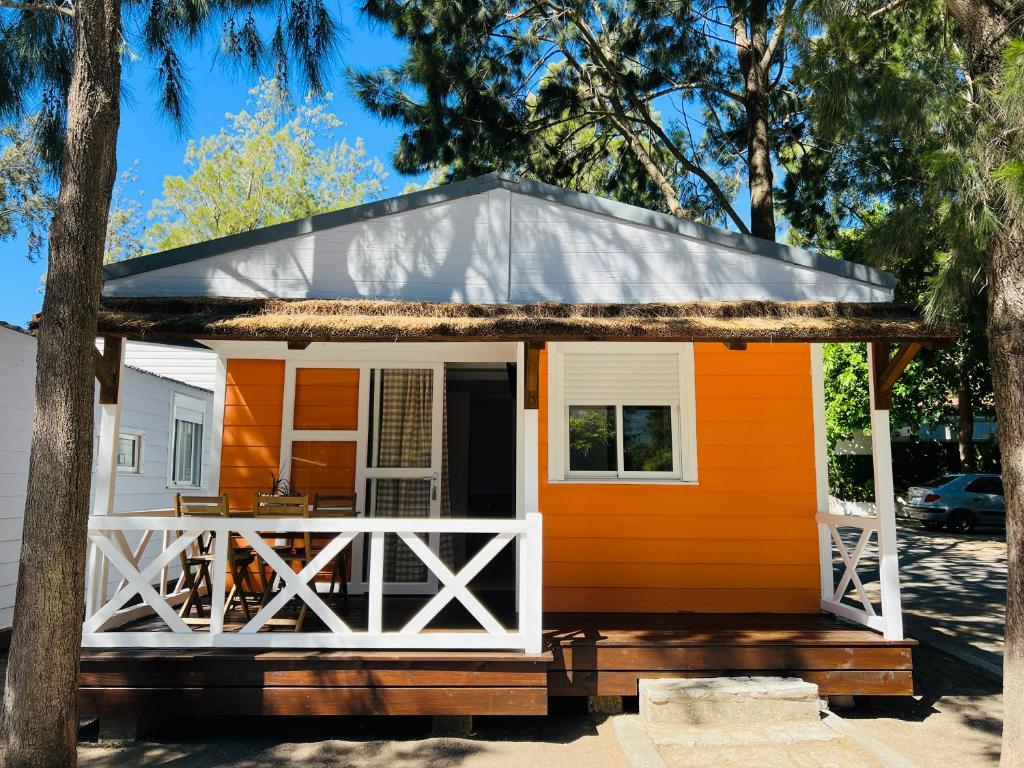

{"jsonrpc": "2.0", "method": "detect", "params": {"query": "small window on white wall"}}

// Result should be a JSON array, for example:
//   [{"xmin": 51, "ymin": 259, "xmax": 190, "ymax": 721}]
[
  {"xmin": 170, "ymin": 393, "xmax": 205, "ymax": 488},
  {"xmin": 116, "ymin": 435, "xmax": 141, "ymax": 473},
  {"xmin": 549, "ymin": 343, "xmax": 698, "ymax": 483}
]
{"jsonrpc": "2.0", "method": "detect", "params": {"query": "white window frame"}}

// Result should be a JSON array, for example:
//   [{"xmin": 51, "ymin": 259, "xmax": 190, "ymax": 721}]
[
  {"xmin": 168, "ymin": 392, "xmax": 206, "ymax": 489},
  {"xmin": 548, "ymin": 342, "xmax": 699, "ymax": 484},
  {"xmin": 116, "ymin": 434, "xmax": 142, "ymax": 474}
]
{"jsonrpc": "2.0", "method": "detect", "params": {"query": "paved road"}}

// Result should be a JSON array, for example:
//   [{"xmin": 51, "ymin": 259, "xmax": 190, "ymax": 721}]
[
  {"xmin": 839, "ymin": 523, "xmax": 1006, "ymax": 672},
  {"xmin": 897, "ymin": 524, "xmax": 1005, "ymax": 670}
]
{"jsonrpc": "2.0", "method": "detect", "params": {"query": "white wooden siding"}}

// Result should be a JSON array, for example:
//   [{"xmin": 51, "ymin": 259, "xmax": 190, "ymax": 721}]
[
  {"xmin": 508, "ymin": 196, "xmax": 889, "ymax": 302},
  {"xmin": 0, "ymin": 327, "xmax": 214, "ymax": 628},
  {"xmin": 122, "ymin": 341, "xmax": 218, "ymax": 391},
  {"xmin": 105, "ymin": 193, "xmax": 509, "ymax": 302},
  {"xmin": 103, "ymin": 190, "xmax": 892, "ymax": 303}
]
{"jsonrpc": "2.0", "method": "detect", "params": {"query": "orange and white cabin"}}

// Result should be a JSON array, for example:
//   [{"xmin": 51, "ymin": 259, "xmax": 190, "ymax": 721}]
[{"xmin": 78, "ymin": 173, "xmax": 956, "ymax": 718}]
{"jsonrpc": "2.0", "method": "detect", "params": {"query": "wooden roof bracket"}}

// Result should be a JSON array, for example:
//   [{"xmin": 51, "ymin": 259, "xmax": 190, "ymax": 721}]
[
  {"xmin": 870, "ymin": 340, "xmax": 923, "ymax": 410},
  {"xmin": 94, "ymin": 335, "xmax": 123, "ymax": 405},
  {"xmin": 524, "ymin": 341, "xmax": 545, "ymax": 410},
  {"xmin": 723, "ymin": 341, "xmax": 748, "ymax": 351}
]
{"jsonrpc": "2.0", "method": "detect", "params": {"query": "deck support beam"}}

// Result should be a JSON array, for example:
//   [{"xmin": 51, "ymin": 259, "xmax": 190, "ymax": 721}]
[
  {"xmin": 432, "ymin": 715, "xmax": 473, "ymax": 736},
  {"xmin": 867, "ymin": 342, "xmax": 904, "ymax": 641}
]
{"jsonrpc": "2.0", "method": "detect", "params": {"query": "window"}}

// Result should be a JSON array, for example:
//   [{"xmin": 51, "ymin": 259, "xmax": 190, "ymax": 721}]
[
  {"xmin": 550, "ymin": 343, "xmax": 697, "ymax": 482},
  {"xmin": 924, "ymin": 475, "xmax": 959, "ymax": 488},
  {"xmin": 966, "ymin": 476, "xmax": 1003, "ymax": 496},
  {"xmin": 170, "ymin": 393, "xmax": 205, "ymax": 487},
  {"xmin": 116, "ymin": 435, "xmax": 141, "ymax": 473}
]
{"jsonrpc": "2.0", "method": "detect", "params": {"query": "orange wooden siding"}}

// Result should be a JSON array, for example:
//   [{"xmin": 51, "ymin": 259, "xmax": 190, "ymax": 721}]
[
  {"xmin": 221, "ymin": 364, "xmax": 360, "ymax": 506},
  {"xmin": 539, "ymin": 342, "xmax": 820, "ymax": 614},
  {"xmin": 293, "ymin": 368, "xmax": 359, "ymax": 430},
  {"xmin": 220, "ymin": 359, "xmax": 285, "ymax": 509},
  {"xmin": 291, "ymin": 441, "xmax": 358, "ymax": 498}
]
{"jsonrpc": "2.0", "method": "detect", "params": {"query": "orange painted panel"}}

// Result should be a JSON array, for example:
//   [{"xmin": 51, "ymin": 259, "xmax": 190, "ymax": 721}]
[
  {"xmin": 293, "ymin": 368, "xmax": 359, "ymax": 430},
  {"xmin": 539, "ymin": 342, "xmax": 820, "ymax": 613},
  {"xmin": 290, "ymin": 441, "xmax": 357, "ymax": 498},
  {"xmin": 220, "ymin": 359, "xmax": 284, "ymax": 510}
]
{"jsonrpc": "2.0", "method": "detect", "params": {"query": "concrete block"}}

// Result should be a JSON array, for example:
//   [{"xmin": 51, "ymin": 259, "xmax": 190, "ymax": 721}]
[{"xmin": 639, "ymin": 676, "xmax": 822, "ymax": 729}]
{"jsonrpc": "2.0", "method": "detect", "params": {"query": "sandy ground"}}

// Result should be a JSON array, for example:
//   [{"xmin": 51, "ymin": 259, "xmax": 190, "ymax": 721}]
[
  {"xmin": 77, "ymin": 704, "xmax": 631, "ymax": 768},
  {"xmin": 844, "ymin": 643, "xmax": 1002, "ymax": 767}
]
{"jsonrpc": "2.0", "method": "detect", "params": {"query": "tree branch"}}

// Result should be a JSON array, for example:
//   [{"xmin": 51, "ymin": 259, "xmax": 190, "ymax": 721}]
[
  {"xmin": 0, "ymin": 0, "xmax": 74, "ymax": 16},
  {"xmin": 866, "ymin": 0, "xmax": 913, "ymax": 19},
  {"xmin": 762, "ymin": 0, "xmax": 795, "ymax": 68}
]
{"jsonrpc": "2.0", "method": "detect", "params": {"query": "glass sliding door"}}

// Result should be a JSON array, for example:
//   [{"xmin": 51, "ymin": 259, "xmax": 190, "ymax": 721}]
[{"xmin": 363, "ymin": 365, "xmax": 443, "ymax": 593}]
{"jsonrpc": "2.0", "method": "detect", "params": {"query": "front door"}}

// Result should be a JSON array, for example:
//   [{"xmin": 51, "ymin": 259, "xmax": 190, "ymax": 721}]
[{"xmin": 361, "ymin": 364, "xmax": 444, "ymax": 594}]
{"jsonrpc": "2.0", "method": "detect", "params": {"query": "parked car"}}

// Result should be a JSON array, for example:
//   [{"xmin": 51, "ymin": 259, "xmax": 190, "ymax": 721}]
[{"xmin": 900, "ymin": 473, "xmax": 1005, "ymax": 533}]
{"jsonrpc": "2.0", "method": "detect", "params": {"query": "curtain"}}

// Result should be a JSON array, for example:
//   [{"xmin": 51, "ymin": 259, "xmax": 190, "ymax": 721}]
[{"xmin": 375, "ymin": 368, "xmax": 453, "ymax": 583}]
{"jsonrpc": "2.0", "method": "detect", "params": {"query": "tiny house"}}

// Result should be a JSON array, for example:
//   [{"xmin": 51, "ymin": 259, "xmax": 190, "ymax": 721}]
[{"xmin": 74, "ymin": 174, "xmax": 956, "ymax": 719}]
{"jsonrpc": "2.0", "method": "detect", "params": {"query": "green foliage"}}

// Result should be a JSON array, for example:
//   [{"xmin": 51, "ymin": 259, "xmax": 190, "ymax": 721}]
[
  {"xmin": 0, "ymin": 2, "xmax": 341, "ymax": 178},
  {"xmin": 107, "ymin": 80, "xmax": 387, "ymax": 258},
  {"xmin": 568, "ymin": 407, "xmax": 615, "ymax": 465},
  {"xmin": 348, "ymin": 0, "xmax": 803, "ymax": 229},
  {"xmin": 0, "ymin": 118, "xmax": 53, "ymax": 260}
]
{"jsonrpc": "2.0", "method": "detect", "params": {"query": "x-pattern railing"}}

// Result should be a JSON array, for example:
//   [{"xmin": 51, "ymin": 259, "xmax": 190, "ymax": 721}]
[
  {"xmin": 83, "ymin": 513, "xmax": 543, "ymax": 653},
  {"xmin": 816, "ymin": 512, "xmax": 893, "ymax": 636}
]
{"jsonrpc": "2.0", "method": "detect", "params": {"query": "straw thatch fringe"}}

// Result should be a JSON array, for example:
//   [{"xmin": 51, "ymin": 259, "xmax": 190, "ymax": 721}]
[{"xmin": 91, "ymin": 297, "xmax": 959, "ymax": 343}]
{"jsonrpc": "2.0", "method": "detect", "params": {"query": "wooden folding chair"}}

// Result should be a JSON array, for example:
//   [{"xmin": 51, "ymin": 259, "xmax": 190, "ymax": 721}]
[
  {"xmin": 174, "ymin": 493, "xmax": 256, "ymax": 624},
  {"xmin": 252, "ymin": 494, "xmax": 310, "ymax": 631},
  {"xmin": 311, "ymin": 493, "xmax": 358, "ymax": 609}
]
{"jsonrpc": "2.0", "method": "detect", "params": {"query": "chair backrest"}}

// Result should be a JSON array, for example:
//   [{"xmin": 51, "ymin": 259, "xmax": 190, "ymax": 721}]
[
  {"xmin": 253, "ymin": 494, "xmax": 309, "ymax": 518},
  {"xmin": 175, "ymin": 494, "xmax": 229, "ymax": 517},
  {"xmin": 311, "ymin": 493, "xmax": 358, "ymax": 518}
]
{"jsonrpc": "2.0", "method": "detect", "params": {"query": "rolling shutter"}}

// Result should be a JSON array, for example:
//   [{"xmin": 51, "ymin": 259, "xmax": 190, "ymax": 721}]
[{"xmin": 561, "ymin": 351, "xmax": 680, "ymax": 403}]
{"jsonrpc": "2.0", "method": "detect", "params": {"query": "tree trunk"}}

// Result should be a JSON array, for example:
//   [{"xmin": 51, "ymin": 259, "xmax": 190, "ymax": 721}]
[
  {"xmin": 958, "ymin": 364, "xmax": 977, "ymax": 473},
  {"xmin": 989, "ymin": 227, "xmax": 1024, "ymax": 768},
  {"xmin": 0, "ymin": 1, "xmax": 122, "ymax": 766},
  {"xmin": 938, "ymin": 3, "xmax": 1021, "ymax": 761},
  {"xmin": 731, "ymin": 0, "xmax": 776, "ymax": 241}
]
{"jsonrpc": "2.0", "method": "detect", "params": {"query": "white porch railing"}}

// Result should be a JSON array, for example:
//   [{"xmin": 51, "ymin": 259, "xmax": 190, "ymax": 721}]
[
  {"xmin": 83, "ymin": 512, "xmax": 543, "ymax": 654},
  {"xmin": 817, "ymin": 505, "xmax": 902, "ymax": 640}
]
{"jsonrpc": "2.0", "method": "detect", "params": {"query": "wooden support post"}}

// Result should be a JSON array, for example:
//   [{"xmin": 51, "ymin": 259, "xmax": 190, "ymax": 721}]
[
  {"xmin": 524, "ymin": 341, "xmax": 543, "ymax": 410},
  {"xmin": 88, "ymin": 337, "xmax": 125, "ymax": 617},
  {"xmin": 867, "ymin": 342, "xmax": 904, "ymax": 641},
  {"xmin": 94, "ymin": 334, "xmax": 123, "ymax": 405},
  {"xmin": 870, "ymin": 341, "xmax": 922, "ymax": 410}
]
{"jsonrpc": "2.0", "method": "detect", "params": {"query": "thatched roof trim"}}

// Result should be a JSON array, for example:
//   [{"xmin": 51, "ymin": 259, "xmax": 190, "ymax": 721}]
[{"xmin": 86, "ymin": 298, "xmax": 959, "ymax": 345}]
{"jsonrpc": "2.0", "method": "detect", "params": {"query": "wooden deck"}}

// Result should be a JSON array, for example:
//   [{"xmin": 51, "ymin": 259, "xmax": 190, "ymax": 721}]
[{"xmin": 79, "ymin": 609, "xmax": 914, "ymax": 717}]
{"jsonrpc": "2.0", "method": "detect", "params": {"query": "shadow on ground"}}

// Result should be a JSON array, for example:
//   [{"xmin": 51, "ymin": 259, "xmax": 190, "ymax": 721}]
[{"xmin": 77, "ymin": 700, "xmax": 620, "ymax": 768}]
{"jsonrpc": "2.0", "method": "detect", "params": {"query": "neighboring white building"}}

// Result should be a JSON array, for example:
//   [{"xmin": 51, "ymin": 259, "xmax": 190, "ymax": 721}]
[{"xmin": 0, "ymin": 322, "xmax": 216, "ymax": 629}]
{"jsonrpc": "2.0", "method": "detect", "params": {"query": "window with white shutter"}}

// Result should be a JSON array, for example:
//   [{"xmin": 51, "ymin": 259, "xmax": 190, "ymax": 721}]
[{"xmin": 548, "ymin": 343, "xmax": 698, "ymax": 482}]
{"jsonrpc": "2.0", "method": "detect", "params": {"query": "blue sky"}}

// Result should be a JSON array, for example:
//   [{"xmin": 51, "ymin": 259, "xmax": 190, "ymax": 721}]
[{"xmin": 0, "ymin": 3, "xmax": 424, "ymax": 328}]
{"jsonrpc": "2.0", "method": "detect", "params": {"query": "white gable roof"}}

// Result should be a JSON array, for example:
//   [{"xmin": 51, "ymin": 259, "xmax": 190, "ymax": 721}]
[{"xmin": 102, "ymin": 173, "xmax": 894, "ymax": 304}]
